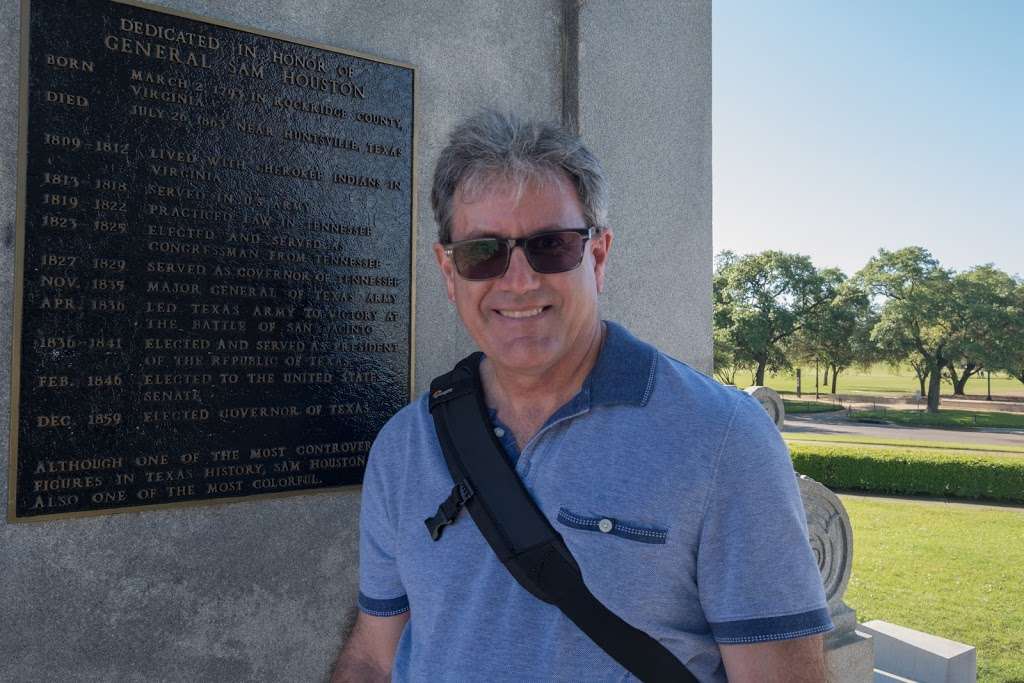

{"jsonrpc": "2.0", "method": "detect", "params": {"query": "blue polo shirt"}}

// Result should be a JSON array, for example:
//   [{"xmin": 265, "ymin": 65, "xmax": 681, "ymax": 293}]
[{"xmin": 357, "ymin": 321, "xmax": 832, "ymax": 681}]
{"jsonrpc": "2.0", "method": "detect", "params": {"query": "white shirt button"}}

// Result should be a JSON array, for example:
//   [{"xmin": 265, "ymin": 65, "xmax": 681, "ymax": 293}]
[
  {"xmin": 493, "ymin": 427, "xmax": 505, "ymax": 438},
  {"xmin": 598, "ymin": 518, "xmax": 614, "ymax": 533}
]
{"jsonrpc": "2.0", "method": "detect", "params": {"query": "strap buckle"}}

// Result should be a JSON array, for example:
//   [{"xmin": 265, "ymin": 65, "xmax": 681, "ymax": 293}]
[{"xmin": 425, "ymin": 479, "xmax": 474, "ymax": 541}]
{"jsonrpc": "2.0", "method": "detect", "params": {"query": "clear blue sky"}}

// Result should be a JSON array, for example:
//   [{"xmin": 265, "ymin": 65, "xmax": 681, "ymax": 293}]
[{"xmin": 713, "ymin": 1, "xmax": 1023, "ymax": 278}]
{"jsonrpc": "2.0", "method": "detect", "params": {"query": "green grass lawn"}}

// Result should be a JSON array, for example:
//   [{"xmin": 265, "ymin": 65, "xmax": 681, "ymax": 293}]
[
  {"xmin": 783, "ymin": 399, "xmax": 843, "ymax": 414},
  {"xmin": 842, "ymin": 495, "xmax": 1024, "ymax": 682},
  {"xmin": 783, "ymin": 432, "xmax": 1024, "ymax": 457},
  {"xmin": 741, "ymin": 363, "xmax": 1024, "ymax": 398},
  {"xmin": 850, "ymin": 408, "xmax": 1024, "ymax": 430}
]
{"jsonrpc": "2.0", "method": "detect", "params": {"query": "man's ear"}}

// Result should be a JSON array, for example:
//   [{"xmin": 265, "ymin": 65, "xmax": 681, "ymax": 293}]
[
  {"xmin": 591, "ymin": 228, "xmax": 613, "ymax": 294},
  {"xmin": 433, "ymin": 242, "xmax": 456, "ymax": 302}
]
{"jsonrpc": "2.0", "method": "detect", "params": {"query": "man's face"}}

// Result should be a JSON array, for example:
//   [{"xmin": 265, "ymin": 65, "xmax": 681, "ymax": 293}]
[{"xmin": 433, "ymin": 173, "xmax": 613, "ymax": 378}]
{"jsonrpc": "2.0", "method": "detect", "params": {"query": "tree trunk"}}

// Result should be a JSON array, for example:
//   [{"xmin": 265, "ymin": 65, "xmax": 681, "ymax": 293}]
[
  {"xmin": 951, "ymin": 362, "xmax": 980, "ymax": 396},
  {"xmin": 754, "ymin": 359, "xmax": 767, "ymax": 386},
  {"xmin": 831, "ymin": 366, "xmax": 839, "ymax": 394},
  {"xmin": 946, "ymin": 363, "xmax": 962, "ymax": 395},
  {"xmin": 952, "ymin": 373, "xmax": 969, "ymax": 396},
  {"xmin": 911, "ymin": 363, "xmax": 929, "ymax": 397},
  {"xmin": 822, "ymin": 366, "xmax": 830, "ymax": 386},
  {"xmin": 926, "ymin": 362, "xmax": 943, "ymax": 413}
]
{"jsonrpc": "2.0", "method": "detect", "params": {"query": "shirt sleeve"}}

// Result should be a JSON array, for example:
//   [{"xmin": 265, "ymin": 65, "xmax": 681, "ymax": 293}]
[
  {"xmin": 697, "ymin": 393, "xmax": 833, "ymax": 644},
  {"xmin": 357, "ymin": 423, "xmax": 410, "ymax": 617}
]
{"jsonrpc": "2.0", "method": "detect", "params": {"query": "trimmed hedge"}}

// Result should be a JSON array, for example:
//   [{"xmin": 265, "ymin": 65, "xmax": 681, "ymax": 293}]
[{"xmin": 788, "ymin": 442, "xmax": 1024, "ymax": 505}]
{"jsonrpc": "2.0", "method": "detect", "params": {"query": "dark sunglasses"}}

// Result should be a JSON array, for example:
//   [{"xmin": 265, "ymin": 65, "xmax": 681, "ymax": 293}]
[{"xmin": 443, "ymin": 227, "xmax": 599, "ymax": 281}]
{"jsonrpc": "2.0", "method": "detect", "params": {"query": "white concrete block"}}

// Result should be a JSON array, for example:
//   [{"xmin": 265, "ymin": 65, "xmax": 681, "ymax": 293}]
[
  {"xmin": 874, "ymin": 670, "xmax": 916, "ymax": 683},
  {"xmin": 858, "ymin": 621, "xmax": 976, "ymax": 683}
]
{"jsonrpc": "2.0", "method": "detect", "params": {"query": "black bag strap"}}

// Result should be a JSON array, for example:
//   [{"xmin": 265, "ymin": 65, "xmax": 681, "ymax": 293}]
[{"xmin": 425, "ymin": 353, "xmax": 696, "ymax": 683}]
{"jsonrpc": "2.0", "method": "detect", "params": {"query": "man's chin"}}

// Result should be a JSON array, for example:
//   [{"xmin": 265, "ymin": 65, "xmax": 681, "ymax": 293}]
[{"xmin": 485, "ymin": 340, "xmax": 559, "ymax": 375}]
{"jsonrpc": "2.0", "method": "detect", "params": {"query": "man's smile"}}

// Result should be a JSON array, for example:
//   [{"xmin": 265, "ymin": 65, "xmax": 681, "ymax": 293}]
[{"xmin": 496, "ymin": 306, "xmax": 549, "ymax": 319}]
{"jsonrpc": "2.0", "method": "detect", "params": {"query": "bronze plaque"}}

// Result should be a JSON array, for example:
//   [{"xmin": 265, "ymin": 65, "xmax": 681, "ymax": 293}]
[{"xmin": 9, "ymin": 0, "xmax": 416, "ymax": 521}]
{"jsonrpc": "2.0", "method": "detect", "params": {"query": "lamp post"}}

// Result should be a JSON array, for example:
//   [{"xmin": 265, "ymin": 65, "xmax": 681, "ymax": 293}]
[
  {"xmin": 987, "ymin": 369, "xmax": 992, "ymax": 401},
  {"xmin": 815, "ymin": 359, "xmax": 819, "ymax": 400}
]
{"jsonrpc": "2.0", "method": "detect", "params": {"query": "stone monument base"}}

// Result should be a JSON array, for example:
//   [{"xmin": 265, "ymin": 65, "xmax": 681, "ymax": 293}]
[{"xmin": 825, "ymin": 603, "xmax": 875, "ymax": 683}]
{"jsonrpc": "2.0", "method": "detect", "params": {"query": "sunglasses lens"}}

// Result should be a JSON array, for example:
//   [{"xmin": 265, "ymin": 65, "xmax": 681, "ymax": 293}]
[
  {"xmin": 525, "ymin": 231, "xmax": 587, "ymax": 273},
  {"xmin": 452, "ymin": 239, "xmax": 509, "ymax": 280},
  {"xmin": 448, "ymin": 230, "xmax": 591, "ymax": 280}
]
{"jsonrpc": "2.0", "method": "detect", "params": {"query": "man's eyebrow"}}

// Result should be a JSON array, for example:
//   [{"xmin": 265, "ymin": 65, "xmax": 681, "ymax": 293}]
[
  {"xmin": 460, "ymin": 224, "xmax": 567, "ymax": 240},
  {"xmin": 459, "ymin": 228, "xmax": 500, "ymax": 240}
]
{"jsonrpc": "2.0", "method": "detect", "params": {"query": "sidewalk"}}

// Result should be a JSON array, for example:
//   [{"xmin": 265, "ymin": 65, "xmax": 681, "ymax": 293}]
[
  {"xmin": 784, "ymin": 412, "xmax": 1024, "ymax": 447},
  {"xmin": 789, "ymin": 392, "xmax": 1024, "ymax": 413},
  {"xmin": 838, "ymin": 491, "xmax": 1024, "ymax": 514}
]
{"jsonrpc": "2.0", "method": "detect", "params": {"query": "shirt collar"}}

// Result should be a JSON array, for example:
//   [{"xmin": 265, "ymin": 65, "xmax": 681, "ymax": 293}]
[{"xmin": 585, "ymin": 320, "xmax": 660, "ymax": 407}]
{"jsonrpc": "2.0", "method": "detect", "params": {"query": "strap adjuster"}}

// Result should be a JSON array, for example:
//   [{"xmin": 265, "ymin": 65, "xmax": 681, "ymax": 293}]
[{"xmin": 425, "ymin": 479, "xmax": 474, "ymax": 541}]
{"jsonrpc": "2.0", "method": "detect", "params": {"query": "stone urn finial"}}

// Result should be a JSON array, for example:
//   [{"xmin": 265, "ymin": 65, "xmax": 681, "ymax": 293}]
[
  {"xmin": 797, "ymin": 475, "xmax": 853, "ymax": 609},
  {"xmin": 745, "ymin": 386, "xmax": 785, "ymax": 429}
]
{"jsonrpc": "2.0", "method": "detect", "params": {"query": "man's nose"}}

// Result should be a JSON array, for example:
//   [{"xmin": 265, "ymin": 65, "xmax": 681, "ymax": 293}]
[{"xmin": 499, "ymin": 244, "xmax": 541, "ymax": 290}]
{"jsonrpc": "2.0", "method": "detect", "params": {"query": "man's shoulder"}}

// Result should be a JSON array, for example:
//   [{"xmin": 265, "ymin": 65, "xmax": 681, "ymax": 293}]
[
  {"xmin": 650, "ymin": 349, "xmax": 748, "ymax": 415},
  {"xmin": 370, "ymin": 391, "xmax": 433, "ymax": 456},
  {"xmin": 653, "ymin": 354, "xmax": 782, "ymax": 439},
  {"xmin": 656, "ymin": 352, "xmax": 736, "ymax": 396},
  {"xmin": 595, "ymin": 320, "xmax": 751, "ymax": 427}
]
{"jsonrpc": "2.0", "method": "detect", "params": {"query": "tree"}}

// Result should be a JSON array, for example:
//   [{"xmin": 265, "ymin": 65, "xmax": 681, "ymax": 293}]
[
  {"xmin": 712, "ymin": 329, "xmax": 744, "ymax": 385},
  {"xmin": 796, "ymin": 270, "xmax": 877, "ymax": 394},
  {"xmin": 872, "ymin": 320, "xmax": 931, "ymax": 397},
  {"xmin": 856, "ymin": 247, "xmax": 955, "ymax": 413},
  {"xmin": 712, "ymin": 252, "xmax": 743, "ymax": 384},
  {"xmin": 943, "ymin": 265, "xmax": 1020, "ymax": 395},
  {"xmin": 1010, "ymin": 283, "xmax": 1024, "ymax": 385},
  {"xmin": 714, "ymin": 251, "xmax": 831, "ymax": 385},
  {"xmin": 986, "ymin": 277, "xmax": 1024, "ymax": 385}
]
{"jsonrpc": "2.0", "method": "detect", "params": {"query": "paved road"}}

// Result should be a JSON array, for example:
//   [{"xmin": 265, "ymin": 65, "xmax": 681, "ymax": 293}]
[{"xmin": 783, "ymin": 412, "xmax": 1024, "ymax": 448}]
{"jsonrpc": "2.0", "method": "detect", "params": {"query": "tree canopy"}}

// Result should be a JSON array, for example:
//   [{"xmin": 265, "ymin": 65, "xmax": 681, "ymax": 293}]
[
  {"xmin": 854, "ymin": 247, "xmax": 959, "ymax": 412},
  {"xmin": 713, "ymin": 250, "xmax": 832, "ymax": 385},
  {"xmin": 713, "ymin": 246, "xmax": 1023, "ymax": 411}
]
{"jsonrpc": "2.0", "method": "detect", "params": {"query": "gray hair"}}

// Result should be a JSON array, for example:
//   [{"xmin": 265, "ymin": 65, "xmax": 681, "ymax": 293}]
[{"xmin": 430, "ymin": 110, "xmax": 608, "ymax": 243}]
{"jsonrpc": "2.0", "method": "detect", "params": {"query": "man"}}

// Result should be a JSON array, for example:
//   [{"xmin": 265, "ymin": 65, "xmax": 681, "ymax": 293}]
[{"xmin": 334, "ymin": 111, "xmax": 832, "ymax": 682}]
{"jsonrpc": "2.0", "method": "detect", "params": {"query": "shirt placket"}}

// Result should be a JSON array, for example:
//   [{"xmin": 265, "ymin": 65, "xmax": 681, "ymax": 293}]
[{"xmin": 515, "ymin": 399, "xmax": 590, "ymax": 481}]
